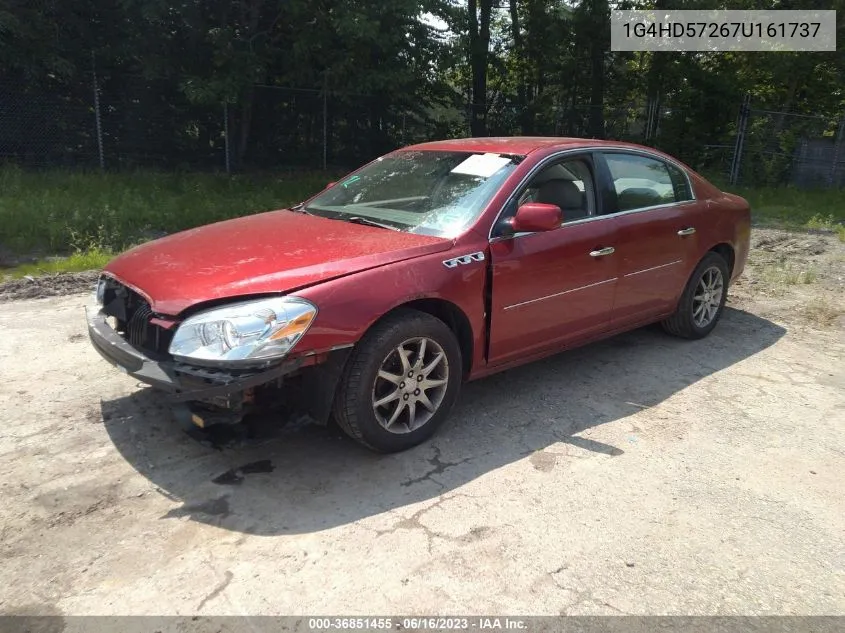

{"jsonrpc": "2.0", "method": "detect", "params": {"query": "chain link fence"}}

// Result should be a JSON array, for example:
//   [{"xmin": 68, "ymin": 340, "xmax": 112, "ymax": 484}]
[
  {"xmin": 729, "ymin": 99, "xmax": 845, "ymax": 188},
  {"xmin": 481, "ymin": 100, "xmax": 656, "ymax": 142},
  {"xmin": 0, "ymin": 76, "xmax": 100, "ymax": 168},
  {"xmin": 0, "ymin": 74, "xmax": 448, "ymax": 173},
  {"xmin": 1, "ymin": 75, "xmax": 843, "ymax": 188}
]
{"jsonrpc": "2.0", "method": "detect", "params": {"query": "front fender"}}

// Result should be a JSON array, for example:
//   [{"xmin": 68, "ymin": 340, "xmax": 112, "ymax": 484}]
[{"xmin": 291, "ymin": 246, "xmax": 489, "ymax": 372}]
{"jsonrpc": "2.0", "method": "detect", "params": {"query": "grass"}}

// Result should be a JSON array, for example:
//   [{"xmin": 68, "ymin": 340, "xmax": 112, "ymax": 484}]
[
  {"xmin": 725, "ymin": 185, "xmax": 845, "ymax": 241},
  {"xmin": 0, "ymin": 166, "xmax": 335, "ymax": 268},
  {"xmin": 3, "ymin": 249, "xmax": 113, "ymax": 279},
  {"xmin": 759, "ymin": 261, "xmax": 819, "ymax": 287},
  {"xmin": 1, "ymin": 167, "xmax": 843, "ymax": 279}
]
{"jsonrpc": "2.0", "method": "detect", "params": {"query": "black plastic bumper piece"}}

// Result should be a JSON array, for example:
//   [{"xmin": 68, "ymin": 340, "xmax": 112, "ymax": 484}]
[{"xmin": 86, "ymin": 306, "xmax": 301, "ymax": 402}]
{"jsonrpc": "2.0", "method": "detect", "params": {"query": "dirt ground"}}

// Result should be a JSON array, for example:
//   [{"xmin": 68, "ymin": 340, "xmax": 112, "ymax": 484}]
[
  {"xmin": 0, "ymin": 270, "xmax": 99, "ymax": 302},
  {"xmin": 0, "ymin": 227, "xmax": 843, "ymax": 617}
]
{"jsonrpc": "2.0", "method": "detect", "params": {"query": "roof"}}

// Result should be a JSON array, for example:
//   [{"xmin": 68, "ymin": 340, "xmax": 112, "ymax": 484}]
[{"xmin": 404, "ymin": 136, "xmax": 649, "ymax": 156}]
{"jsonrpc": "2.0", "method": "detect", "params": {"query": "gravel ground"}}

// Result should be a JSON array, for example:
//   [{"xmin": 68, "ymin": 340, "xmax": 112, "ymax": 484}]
[
  {"xmin": 730, "ymin": 228, "xmax": 845, "ymax": 329},
  {"xmin": 0, "ymin": 228, "xmax": 843, "ymax": 617},
  {"xmin": 0, "ymin": 271, "xmax": 99, "ymax": 302}
]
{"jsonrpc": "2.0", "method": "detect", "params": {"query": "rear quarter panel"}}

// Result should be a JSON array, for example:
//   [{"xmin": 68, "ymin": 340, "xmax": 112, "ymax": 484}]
[
  {"xmin": 701, "ymin": 186, "xmax": 751, "ymax": 282},
  {"xmin": 678, "ymin": 173, "xmax": 751, "ymax": 285},
  {"xmin": 719, "ymin": 192, "xmax": 751, "ymax": 281}
]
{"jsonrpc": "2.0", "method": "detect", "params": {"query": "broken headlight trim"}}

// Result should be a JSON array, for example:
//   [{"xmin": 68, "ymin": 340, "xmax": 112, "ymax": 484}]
[
  {"xmin": 169, "ymin": 297, "xmax": 317, "ymax": 365},
  {"xmin": 95, "ymin": 277, "xmax": 107, "ymax": 305}
]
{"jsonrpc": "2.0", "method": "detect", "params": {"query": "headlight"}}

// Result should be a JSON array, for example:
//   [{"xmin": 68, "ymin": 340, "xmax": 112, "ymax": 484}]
[{"xmin": 169, "ymin": 297, "xmax": 317, "ymax": 365}]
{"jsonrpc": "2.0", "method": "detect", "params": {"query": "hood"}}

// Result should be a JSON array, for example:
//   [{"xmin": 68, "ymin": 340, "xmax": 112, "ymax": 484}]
[{"xmin": 104, "ymin": 210, "xmax": 451, "ymax": 315}]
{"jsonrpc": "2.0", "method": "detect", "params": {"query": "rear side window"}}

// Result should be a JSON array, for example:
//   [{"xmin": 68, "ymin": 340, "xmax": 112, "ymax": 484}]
[{"xmin": 603, "ymin": 153, "xmax": 691, "ymax": 211}]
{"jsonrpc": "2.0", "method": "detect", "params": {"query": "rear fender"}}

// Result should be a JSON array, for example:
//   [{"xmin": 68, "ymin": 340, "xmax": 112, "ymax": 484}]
[{"xmin": 713, "ymin": 192, "xmax": 751, "ymax": 281}]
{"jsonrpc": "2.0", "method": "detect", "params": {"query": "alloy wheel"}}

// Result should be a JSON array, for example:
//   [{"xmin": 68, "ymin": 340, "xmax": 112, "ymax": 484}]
[
  {"xmin": 692, "ymin": 266, "xmax": 724, "ymax": 328},
  {"xmin": 371, "ymin": 337, "xmax": 449, "ymax": 434}
]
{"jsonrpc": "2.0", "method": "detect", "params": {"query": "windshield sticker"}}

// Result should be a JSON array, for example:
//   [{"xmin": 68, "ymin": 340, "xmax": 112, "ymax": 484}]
[
  {"xmin": 451, "ymin": 153, "xmax": 511, "ymax": 178},
  {"xmin": 341, "ymin": 175, "xmax": 361, "ymax": 188}
]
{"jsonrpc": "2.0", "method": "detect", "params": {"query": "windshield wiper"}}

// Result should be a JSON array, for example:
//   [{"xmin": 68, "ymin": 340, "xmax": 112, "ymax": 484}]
[
  {"xmin": 344, "ymin": 216, "xmax": 400, "ymax": 231},
  {"xmin": 289, "ymin": 202, "xmax": 311, "ymax": 214}
]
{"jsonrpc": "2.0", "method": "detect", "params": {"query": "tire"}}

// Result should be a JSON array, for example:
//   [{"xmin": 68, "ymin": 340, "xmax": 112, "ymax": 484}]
[
  {"xmin": 332, "ymin": 309, "xmax": 463, "ymax": 452},
  {"xmin": 662, "ymin": 251, "xmax": 730, "ymax": 340}
]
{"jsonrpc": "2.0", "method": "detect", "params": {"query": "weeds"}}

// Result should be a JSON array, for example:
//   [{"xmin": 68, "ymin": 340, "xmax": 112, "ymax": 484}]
[
  {"xmin": 2, "ymin": 168, "xmax": 843, "ymax": 281},
  {"xmin": 0, "ymin": 166, "xmax": 333, "ymax": 257},
  {"xmin": 800, "ymin": 297, "xmax": 845, "ymax": 328},
  {"xmin": 759, "ymin": 262, "xmax": 819, "ymax": 287},
  {"xmin": 4, "ymin": 250, "xmax": 113, "ymax": 279},
  {"xmin": 724, "ymin": 185, "xmax": 845, "ymax": 232}
]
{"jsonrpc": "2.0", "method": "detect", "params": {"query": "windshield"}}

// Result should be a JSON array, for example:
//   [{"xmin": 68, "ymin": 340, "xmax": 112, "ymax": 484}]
[{"xmin": 304, "ymin": 150, "xmax": 521, "ymax": 238}]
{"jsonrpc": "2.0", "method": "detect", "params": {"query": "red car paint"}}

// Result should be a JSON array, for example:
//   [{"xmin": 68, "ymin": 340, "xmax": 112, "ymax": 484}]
[
  {"xmin": 103, "ymin": 138, "xmax": 751, "ymax": 379},
  {"xmin": 104, "ymin": 210, "xmax": 451, "ymax": 315}
]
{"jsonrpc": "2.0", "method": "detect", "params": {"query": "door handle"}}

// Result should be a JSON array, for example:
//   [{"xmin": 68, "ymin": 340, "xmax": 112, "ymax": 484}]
[
  {"xmin": 677, "ymin": 227, "xmax": 696, "ymax": 236},
  {"xmin": 589, "ymin": 246, "xmax": 615, "ymax": 257}
]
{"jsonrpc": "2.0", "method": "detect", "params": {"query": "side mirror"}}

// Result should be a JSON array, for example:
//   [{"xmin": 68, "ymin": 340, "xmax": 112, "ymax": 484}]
[
  {"xmin": 324, "ymin": 181, "xmax": 337, "ymax": 189},
  {"xmin": 510, "ymin": 202, "xmax": 562, "ymax": 233}
]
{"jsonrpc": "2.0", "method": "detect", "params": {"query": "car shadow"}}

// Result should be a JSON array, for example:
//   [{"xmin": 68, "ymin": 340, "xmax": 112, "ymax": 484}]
[{"xmin": 100, "ymin": 307, "xmax": 786, "ymax": 535}]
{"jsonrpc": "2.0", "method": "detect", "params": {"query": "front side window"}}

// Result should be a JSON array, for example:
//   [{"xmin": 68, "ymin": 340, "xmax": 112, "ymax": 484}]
[
  {"xmin": 304, "ymin": 150, "xmax": 520, "ymax": 238},
  {"xmin": 493, "ymin": 157, "xmax": 596, "ymax": 237},
  {"xmin": 517, "ymin": 158, "xmax": 596, "ymax": 222},
  {"xmin": 604, "ymin": 153, "xmax": 688, "ymax": 212}
]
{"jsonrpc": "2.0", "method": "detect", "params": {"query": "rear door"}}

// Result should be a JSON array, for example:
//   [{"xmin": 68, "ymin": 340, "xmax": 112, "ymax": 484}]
[
  {"xmin": 488, "ymin": 153, "xmax": 619, "ymax": 365},
  {"xmin": 597, "ymin": 151, "xmax": 701, "ymax": 327}
]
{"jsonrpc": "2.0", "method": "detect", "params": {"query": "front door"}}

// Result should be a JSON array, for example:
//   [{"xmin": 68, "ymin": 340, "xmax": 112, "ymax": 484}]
[{"xmin": 488, "ymin": 154, "xmax": 618, "ymax": 365}]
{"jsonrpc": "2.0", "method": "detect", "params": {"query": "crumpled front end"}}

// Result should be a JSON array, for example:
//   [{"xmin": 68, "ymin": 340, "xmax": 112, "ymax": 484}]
[{"xmin": 87, "ymin": 276, "xmax": 307, "ymax": 427}]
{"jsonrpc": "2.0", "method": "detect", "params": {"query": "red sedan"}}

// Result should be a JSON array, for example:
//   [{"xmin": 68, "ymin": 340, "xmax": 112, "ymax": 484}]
[{"xmin": 88, "ymin": 137, "xmax": 751, "ymax": 452}]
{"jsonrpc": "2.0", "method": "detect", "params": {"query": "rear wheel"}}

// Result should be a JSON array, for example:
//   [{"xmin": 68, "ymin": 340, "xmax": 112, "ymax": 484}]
[
  {"xmin": 662, "ymin": 252, "xmax": 729, "ymax": 339},
  {"xmin": 332, "ymin": 309, "xmax": 462, "ymax": 452}
]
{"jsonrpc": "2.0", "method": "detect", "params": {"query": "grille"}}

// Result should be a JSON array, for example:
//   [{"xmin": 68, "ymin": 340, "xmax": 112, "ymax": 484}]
[
  {"xmin": 127, "ymin": 300, "xmax": 154, "ymax": 348},
  {"xmin": 100, "ymin": 277, "xmax": 174, "ymax": 357}
]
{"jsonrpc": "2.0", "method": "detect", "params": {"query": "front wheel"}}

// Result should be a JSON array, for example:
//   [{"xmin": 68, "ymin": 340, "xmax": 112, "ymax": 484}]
[
  {"xmin": 332, "ymin": 309, "xmax": 462, "ymax": 452},
  {"xmin": 662, "ymin": 252, "xmax": 730, "ymax": 339}
]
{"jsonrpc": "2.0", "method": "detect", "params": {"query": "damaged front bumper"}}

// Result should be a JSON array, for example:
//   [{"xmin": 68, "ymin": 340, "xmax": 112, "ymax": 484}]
[{"xmin": 86, "ymin": 306, "xmax": 303, "ymax": 425}]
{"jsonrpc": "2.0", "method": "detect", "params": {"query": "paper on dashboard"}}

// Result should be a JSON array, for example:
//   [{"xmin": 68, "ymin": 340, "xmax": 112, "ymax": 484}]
[{"xmin": 451, "ymin": 153, "xmax": 511, "ymax": 178}]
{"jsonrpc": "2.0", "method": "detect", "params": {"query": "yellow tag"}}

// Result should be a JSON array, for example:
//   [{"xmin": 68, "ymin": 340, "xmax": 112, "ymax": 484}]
[{"xmin": 191, "ymin": 413, "xmax": 205, "ymax": 428}]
